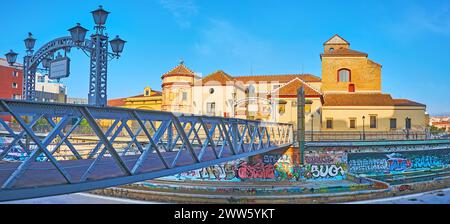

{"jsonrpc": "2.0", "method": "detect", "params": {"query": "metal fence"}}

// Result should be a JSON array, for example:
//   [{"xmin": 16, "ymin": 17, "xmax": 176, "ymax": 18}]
[{"xmin": 298, "ymin": 130, "xmax": 439, "ymax": 142}]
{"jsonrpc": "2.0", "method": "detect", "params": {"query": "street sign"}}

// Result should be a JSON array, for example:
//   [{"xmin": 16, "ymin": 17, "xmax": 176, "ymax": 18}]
[{"xmin": 49, "ymin": 57, "xmax": 70, "ymax": 79}]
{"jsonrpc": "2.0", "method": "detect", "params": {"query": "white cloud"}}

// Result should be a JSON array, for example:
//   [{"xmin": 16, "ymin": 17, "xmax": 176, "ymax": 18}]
[{"xmin": 159, "ymin": 0, "xmax": 198, "ymax": 28}]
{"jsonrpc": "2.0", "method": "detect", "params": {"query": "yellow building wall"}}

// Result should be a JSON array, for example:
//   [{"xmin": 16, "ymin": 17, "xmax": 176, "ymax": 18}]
[
  {"xmin": 273, "ymin": 97, "xmax": 322, "ymax": 131},
  {"xmin": 123, "ymin": 96, "xmax": 162, "ymax": 111},
  {"xmin": 321, "ymin": 106, "xmax": 427, "ymax": 131},
  {"xmin": 321, "ymin": 57, "xmax": 381, "ymax": 93},
  {"xmin": 162, "ymin": 75, "xmax": 194, "ymax": 113}
]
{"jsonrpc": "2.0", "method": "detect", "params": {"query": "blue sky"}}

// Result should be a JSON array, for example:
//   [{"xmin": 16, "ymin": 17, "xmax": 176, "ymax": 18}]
[{"xmin": 1, "ymin": 0, "xmax": 449, "ymax": 115}]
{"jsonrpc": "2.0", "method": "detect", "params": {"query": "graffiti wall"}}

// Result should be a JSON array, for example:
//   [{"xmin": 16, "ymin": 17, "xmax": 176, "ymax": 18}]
[
  {"xmin": 164, "ymin": 147, "xmax": 348, "ymax": 182},
  {"xmin": 347, "ymin": 148, "xmax": 450, "ymax": 175},
  {"xmin": 164, "ymin": 142, "xmax": 450, "ymax": 182}
]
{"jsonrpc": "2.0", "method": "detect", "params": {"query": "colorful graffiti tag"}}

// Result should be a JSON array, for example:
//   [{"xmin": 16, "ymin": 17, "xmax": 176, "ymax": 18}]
[
  {"xmin": 168, "ymin": 150, "xmax": 348, "ymax": 182},
  {"xmin": 347, "ymin": 148, "xmax": 450, "ymax": 175}
]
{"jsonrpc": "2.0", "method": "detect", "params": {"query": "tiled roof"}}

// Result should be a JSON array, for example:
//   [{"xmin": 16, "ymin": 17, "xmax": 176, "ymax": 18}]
[
  {"xmin": 321, "ymin": 48, "xmax": 368, "ymax": 57},
  {"xmin": 162, "ymin": 63, "xmax": 195, "ymax": 77},
  {"xmin": 195, "ymin": 70, "xmax": 246, "ymax": 90},
  {"xmin": 393, "ymin": 99, "xmax": 426, "ymax": 107},
  {"xmin": 107, "ymin": 97, "xmax": 127, "ymax": 107},
  {"xmin": 323, "ymin": 93, "xmax": 427, "ymax": 107},
  {"xmin": 323, "ymin": 93, "xmax": 395, "ymax": 106},
  {"xmin": 272, "ymin": 78, "xmax": 321, "ymax": 97},
  {"xmin": 200, "ymin": 70, "xmax": 235, "ymax": 85},
  {"xmin": 234, "ymin": 74, "xmax": 321, "ymax": 83},
  {"xmin": 432, "ymin": 121, "xmax": 450, "ymax": 125}
]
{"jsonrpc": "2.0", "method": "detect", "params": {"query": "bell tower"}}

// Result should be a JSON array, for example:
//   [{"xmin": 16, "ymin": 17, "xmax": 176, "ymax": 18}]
[
  {"xmin": 321, "ymin": 34, "xmax": 381, "ymax": 93},
  {"xmin": 161, "ymin": 60, "xmax": 196, "ymax": 113}
]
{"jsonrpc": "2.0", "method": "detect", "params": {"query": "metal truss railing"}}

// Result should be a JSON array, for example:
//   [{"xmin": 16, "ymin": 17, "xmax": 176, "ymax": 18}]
[{"xmin": 0, "ymin": 99, "xmax": 293, "ymax": 201}]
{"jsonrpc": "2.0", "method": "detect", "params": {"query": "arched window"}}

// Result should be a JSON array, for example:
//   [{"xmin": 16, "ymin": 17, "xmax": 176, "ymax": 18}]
[{"xmin": 338, "ymin": 69, "xmax": 351, "ymax": 82}]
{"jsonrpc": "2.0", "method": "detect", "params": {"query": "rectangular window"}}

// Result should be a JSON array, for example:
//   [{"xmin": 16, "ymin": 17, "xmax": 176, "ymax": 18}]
[
  {"xmin": 349, "ymin": 118, "xmax": 356, "ymax": 129},
  {"xmin": 12, "ymin": 71, "xmax": 18, "ymax": 77},
  {"xmin": 12, "ymin": 83, "xmax": 18, "ymax": 88},
  {"xmin": 182, "ymin": 92, "xmax": 188, "ymax": 101},
  {"xmin": 12, "ymin": 94, "xmax": 20, "ymax": 99},
  {"xmin": 406, "ymin": 118, "xmax": 412, "ymax": 129},
  {"xmin": 326, "ymin": 118, "xmax": 333, "ymax": 129},
  {"xmin": 207, "ymin": 102, "xmax": 215, "ymax": 115},
  {"xmin": 370, "ymin": 115, "xmax": 377, "ymax": 129},
  {"xmin": 390, "ymin": 118, "xmax": 397, "ymax": 129}
]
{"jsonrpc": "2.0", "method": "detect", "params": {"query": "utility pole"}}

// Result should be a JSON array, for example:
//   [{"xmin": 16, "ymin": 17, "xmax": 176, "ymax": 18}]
[{"xmin": 297, "ymin": 87, "xmax": 305, "ymax": 165}]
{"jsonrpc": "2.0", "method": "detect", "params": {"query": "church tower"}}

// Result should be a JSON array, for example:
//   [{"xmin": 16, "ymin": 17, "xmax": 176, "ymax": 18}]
[
  {"xmin": 161, "ymin": 61, "xmax": 197, "ymax": 113},
  {"xmin": 321, "ymin": 34, "xmax": 382, "ymax": 93}
]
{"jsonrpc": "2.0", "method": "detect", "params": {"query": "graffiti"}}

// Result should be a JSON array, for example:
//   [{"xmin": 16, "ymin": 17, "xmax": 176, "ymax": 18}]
[
  {"xmin": 237, "ymin": 162, "xmax": 275, "ymax": 180},
  {"xmin": 170, "ymin": 151, "xmax": 347, "ymax": 181},
  {"xmin": 263, "ymin": 154, "xmax": 291, "ymax": 164},
  {"xmin": 304, "ymin": 152, "xmax": 346, "ymax": 165},
  {"xmin": 386, "ymin": 153, "xmax": 412, "ymax": 172},
  {"xmin": 310, "ymin": 164, "xmax": 346, "ymax": 179},
  {"xmin": 199, "ymin": 164, "xmax": 236, "ymax": 180},
  {"xmin": 348, "ymin": 148, "xmax": 450, "ymax": 175},
  {"xmin": 410, "ymin": 156, "xmax": 442, "ymax": 169},
  {"xmin": 273, "ymin": 162, "xmax": 302, "ymax": 181},
  {"xmin": 305, "ymin": 155, "xmax": 334, "ymax": 164},
  {"xmin": 398, "ymin": 185, "xmax": 413, "ymax": 192},
  {"xmin": 273, "ymin": 163, "xmax": 347, "ymax": 181},
  {"xmin": 348, "ymin": 159, "xmax": 388, "ymax": 174}
]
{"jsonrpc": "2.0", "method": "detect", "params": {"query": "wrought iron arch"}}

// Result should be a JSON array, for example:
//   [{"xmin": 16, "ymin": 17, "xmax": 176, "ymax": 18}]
[{"xmin": 29, "ymin": 36, "xmax": 93, "ymax": 69}]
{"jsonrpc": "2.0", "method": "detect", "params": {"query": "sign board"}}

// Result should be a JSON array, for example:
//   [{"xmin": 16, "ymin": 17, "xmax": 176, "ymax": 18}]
[{"xmin": 49, "ymin": 57, "xmax": 70, "ymax": 79}]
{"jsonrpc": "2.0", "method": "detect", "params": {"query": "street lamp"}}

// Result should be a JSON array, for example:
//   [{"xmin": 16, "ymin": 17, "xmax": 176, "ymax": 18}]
[
  {"xmin": 24, "ymin": 32, "xmax": 36, "ymax": 52},
  {"xmin": 362, "ymin": 115, "xmax": 366, "ymax": 140},
  {"xmin": 109, "ymin": 35, "xmax": 126, "ymax": 57},
  {"xmin": 91, "ymin": 5, "xmax": 110, "ymax": 28},
  {"xmin": 68, "ymin": 23, "xmax": 89, "ymax": 44},
  {"xmin": 5, "ymin": 50, "xmax": 18, "ymax": 66}
]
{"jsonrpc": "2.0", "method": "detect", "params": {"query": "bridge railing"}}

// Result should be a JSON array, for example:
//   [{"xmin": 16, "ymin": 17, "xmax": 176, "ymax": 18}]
[
  {"xmin": 0, "ymin": 99, "xmax": 293, "ymax": 193},
  {"xmin": 302, "ymin": 130, "xmax": 438, "ymax": 142}
]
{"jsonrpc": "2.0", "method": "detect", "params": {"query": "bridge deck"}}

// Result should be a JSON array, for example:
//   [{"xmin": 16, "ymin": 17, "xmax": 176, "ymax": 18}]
[{"xmin": 0, "ymin": 144, "xmax": 290, "ymax": 201}]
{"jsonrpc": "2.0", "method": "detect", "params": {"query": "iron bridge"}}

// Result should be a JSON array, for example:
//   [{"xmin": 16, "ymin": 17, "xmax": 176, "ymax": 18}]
[{"xmin": 0, "ymin": 99, "xmax": 293, "ymax": 201}]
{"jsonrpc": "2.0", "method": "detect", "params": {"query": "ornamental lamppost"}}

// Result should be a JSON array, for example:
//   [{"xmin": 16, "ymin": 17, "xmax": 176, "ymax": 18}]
[{"xmin": 4, "ymin": 5, "xmax": 126, "ymax": 107}]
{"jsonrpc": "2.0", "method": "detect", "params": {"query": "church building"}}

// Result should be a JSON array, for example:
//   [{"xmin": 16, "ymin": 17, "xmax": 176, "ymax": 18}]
[{"xmin": 111, "ymin": 34, "xmax": 428, "ymax": 133}]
